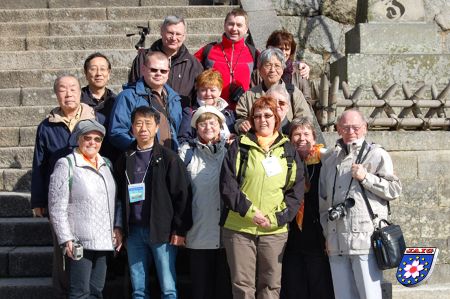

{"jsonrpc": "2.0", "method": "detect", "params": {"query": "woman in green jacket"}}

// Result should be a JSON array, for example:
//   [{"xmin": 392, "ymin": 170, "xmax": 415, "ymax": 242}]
[{"xmin": 220, "ymin": 96, "xmax": 305, "ymax": 299}]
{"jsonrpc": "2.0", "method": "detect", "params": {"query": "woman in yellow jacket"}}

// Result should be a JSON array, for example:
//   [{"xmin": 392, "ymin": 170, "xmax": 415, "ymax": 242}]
[{"xmin": 220, "ymin": 96, "xmax": 305, "ymax": 299}]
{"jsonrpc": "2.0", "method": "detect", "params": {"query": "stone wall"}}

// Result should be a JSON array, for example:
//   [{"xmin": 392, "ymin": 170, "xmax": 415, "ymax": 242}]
[
  {"xmin": 323, "ymin": 131, "xmax": 450, "ymax": 285},
  {"xmin": 272, "ymin": 0, "xmax": 450, "ymax": 81}
]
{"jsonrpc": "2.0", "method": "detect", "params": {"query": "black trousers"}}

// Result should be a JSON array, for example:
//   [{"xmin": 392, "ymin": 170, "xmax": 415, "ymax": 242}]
[
  {"xmin": 188, "ymin": 248, "xmax": 232, "ymax": 299},
  {"xmin": 281, "ymin": 251, "xmax": 335, "ymax": 299}
]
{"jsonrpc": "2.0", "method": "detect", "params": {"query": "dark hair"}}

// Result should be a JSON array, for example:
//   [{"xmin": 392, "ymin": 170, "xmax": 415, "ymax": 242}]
[
  {"xmin": 225, "ymin": 8, "xmax": 248, "ymax": 26},
  {"xmin": 83, "ymin": 52, "xmax": 112, "ymax": 73},
  {"xmin": 266, "ymin": 30, "xmax": 297, "ymax": 60},
  {"xmin": 249, "ymin": 96, "xmax": 281, "ymax": 133},
  {"xmin": 131, "ymin": 106, "xmax": 161, "ymax": 125}
]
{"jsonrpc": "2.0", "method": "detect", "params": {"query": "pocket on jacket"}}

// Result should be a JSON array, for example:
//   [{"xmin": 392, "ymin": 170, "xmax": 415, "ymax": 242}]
[{"xmin": 350, "ymin": 218, "xmax": 372, "ymax": 250}]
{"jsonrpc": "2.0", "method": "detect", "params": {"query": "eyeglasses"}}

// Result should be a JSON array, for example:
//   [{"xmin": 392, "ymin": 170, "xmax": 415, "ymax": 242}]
[
  {"xmin": 277, "ymin": 100, "xmax": 289, "ymax": 107},
  {"xmin": 340, "ymin": 125, "xmax": 364, "ymax": 133},
  {"xmin": 197, "ymin": 120, "xmax": 220, "ymax": 129},
  {"xmin": 82, "ymin": 135, "xmax": 103, "ymax": 143},
  {"xmin": 145, "ymin": 66, "xmax": 169, "ymax": 74},
  {"xmin": 253, "ymin": 113, "xmax": 274, "ymax": 120},
  {"xmin": 87, "ymin": 66, "xmax": 109, "ymax": 73},
  {"xmin": 262, "ymin": 63, "xmax": 283, "ymax": 71},
  {"xmin": 164, "ymin": 31, "xmax": 184, "ymax": 38}
]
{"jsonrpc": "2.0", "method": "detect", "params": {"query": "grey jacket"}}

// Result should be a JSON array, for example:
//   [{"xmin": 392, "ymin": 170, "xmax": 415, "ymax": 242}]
[
  {"xmin": 179, "ymin": 138, "xmax": 227, "ymax": 249},
  {"xmin": 235, "ymin": 81, "xmax": 313, "ymax": 133},
  {"xmin": 48, "ymin": 150, "xmax": 117, "ymax": 251},
  {"xmin": 318, "ymin": 139, "xmax": 402, "ymax": 256}
]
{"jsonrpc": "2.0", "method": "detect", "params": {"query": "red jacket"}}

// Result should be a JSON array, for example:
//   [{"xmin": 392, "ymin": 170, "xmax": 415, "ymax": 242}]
[{"xmin": 195, "ymin": 34, "xmax": 256, "ymax": 110}]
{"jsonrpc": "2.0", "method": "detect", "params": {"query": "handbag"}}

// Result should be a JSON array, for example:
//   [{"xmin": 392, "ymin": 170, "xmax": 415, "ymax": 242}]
[{"xmin": 359, "ymin": 182, "xmax": 406, "ymax": 270}]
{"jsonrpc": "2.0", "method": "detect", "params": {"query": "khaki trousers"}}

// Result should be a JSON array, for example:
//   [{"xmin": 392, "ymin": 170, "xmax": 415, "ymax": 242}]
[{"xmin": 222, "ymin": 228, "xmax": 288, "ymax": 299}]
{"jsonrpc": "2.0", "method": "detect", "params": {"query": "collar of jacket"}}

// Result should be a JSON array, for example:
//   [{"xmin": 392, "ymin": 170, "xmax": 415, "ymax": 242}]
[
  {"xmin": 241, "ymin": 131, "xmax": 288, "ymax": 151},
  {"xmin": 81, "ymin": 86, "xmax": 115, "ymax": 108},
  {"xmin": 48, "ymin": 103, "xmax": 95, "ymax": 124},
  {"xmin": 126, "ymin": 141, "xmax": 164, "ymax": 165},
  {"xmin": 220, "ymin": 33, "xmax": 246, "ymax": 49},
  {"xmin": 193, "ymin": 136, "xmax": 227, "ymax": 154},
  {"xmin": 150, "ymin": 39, "xmax": 190, "ymax": 66},
  {"xmin": 71, "ymin": 149, "xmax": 107, "ymax": 169},
  {"xmin": 129, "ymin": 78, "xmax": 178, "ymax": 101}
]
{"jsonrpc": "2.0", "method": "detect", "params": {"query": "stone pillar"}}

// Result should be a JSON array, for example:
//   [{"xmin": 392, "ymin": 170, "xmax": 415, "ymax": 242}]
[{"xmin": 330, "ymin": 0, "xmax": 450, "ymax": 89}]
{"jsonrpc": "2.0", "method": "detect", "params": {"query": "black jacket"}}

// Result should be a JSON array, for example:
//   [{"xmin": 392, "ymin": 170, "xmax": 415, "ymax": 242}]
[
  {"xmin": 128, "ymin": 39, "xmax": 204, "ymax": 107},
  {"xmin": 115, "ymin": 141, "xmax": 193, "ymax": 244}
]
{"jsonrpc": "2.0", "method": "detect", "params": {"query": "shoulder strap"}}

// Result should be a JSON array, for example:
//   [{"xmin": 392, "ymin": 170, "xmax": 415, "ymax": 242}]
[
  {"xmin": 244, "ymin": 41, "xmax": 258, "ymax": 70},
  {"xmin": 183, "ymin": 142, "xmax": 197, "ymax": 166},
  {"xmin": 236, "ymin": 136, "xmax": 250, "ymax": 186},
  {"xmin": 285, "ymin": 83, "xmax": 295, "ymax": 111},
  {"xmin": 66, "ymin": 156, "xmax": 73, "ymax": 192},
  {"xmin": 282, "ymin": 142, "xmax": 295, "ymax": 191},
  {"xmin": 201, "ymin": 42, "xmax": 217, "ymax": 68},
  {"xmin": 103, "ymin": 157, "xmax": 113, "ymax": 171}
]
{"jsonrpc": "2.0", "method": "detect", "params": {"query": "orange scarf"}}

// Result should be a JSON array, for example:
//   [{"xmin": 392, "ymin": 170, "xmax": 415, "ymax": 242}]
[
  {"xmin": 256, "ymin": 131, "xmax": 279, "ymax": 152},
  {"xmin": 296, "ymin": 144, "xmax": 324, "ymax": 230}
]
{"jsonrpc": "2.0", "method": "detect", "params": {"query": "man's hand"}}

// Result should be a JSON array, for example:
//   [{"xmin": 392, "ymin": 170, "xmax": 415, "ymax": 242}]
[
  {"xmin": 297, "ymin": 62, "xmax": 310, "ymax": 80},
  {"xmin": 113, "ymin": 228, "xmax": 123, "ymax": 252},
  {"xmin": 238, "ymin": 120, "xmax": 252, "ymax": 133},
  {"xmin": 33, "ymin": 207, "xmax": 46, "ymax": 217},
  {"xmin": 351, "ymin": 163, "xmax": 367, "ymax": 181},
  {"xmin": 65, "ymin": 240, "xmax": 74, "ymax": 260},
  {"xmin": 170, "ymin": 234, "xmax": 186, "ymax": 246}
]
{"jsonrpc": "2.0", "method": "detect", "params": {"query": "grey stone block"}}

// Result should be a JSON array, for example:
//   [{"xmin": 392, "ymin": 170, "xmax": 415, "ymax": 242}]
[
  {"xmin": 2, "ymin": 169, "xmax": 32, "ymax": 192},
  {"xmin": 9, "ymin": 247, "xmax": 52, "ymax": 277},
  {"xmin": 0, "ymin": 0, "xmax": 48, "ymax": 9},
  {"xmin": 48, "ymin": 0, "xmax": 140, "ymax": 8},
  {"xmin": 0, "ymin": 192, "xmax": 32, "ymax": 217},
  {"xmin": 322, "ymin": 0, "xmax": 357, "ymax": 25},
  {"xmin": 0, "ymin": 277, "xmax": 53, "ymax": 299},
  {"xmin": 0, "ymin": 89, "xmax": 21, "ymax": 107},
  {"xmin": 0, "ymin": 127, "xmax": 20, "ymax": 147},
  {"xmin": 305, "ymin": 15, "xmax": 345, "ymax": 54},
  {"xmin": 389, "ymin": 206, "xmax": 421, "ymax": 240},
  {"xmin": 392, "ymin": 283, "xmax": 450, "ymax": 299},
  {"xmin": 331, "ymin": 53, "xmax": 450, "ymax": 89},
  {"xmin": 247, "ymin": 10, "xmax": 281, "ymax": 51},
  {"xmin": 140, "ymin": 0, "xmax": 189, "ymax": 5},
  {"xmin": 0, "ymin": 37, "xmax": 26, "ymax": 51},
  {"xmin": 0, "ymin": 247, "xmax": 14, "ymax": 277},
  {"xmin": 346, "ymin": 23, "xmax": 441, "ymax": 54},
  {"xmin": 106, "ymin": 6, "xmax": 233, "ymax": 20},
  {"xmin": 0, "ymin": 23, "xmax": 50, "ymax": 38},
  {"xmin": 418, "ymin": 151, "xmax": 450, "ymax": 179},
  {"xmin": 439, "ymin": 182, "xmax": 450, "ymax": 208},
  {"xmin": 0, "ymin": 107, "xmax": 53, "ymax": 127},
  {"xmin": 399, "ymin": 179, "xmax": 439, "ymax": 208},
  {"xmin": 0, "ymin": 218, "xmax": 52, "ymax": 246},
  {"xmin": 19, "ymin": 127, "xmax": 37, "ymax": 147},
  {"xmin": 0, "ymin": 8, "xmax": 107, "ymax": 23},
  {"xmin": 389, "ymin": 152, "xmax": 418, "ymax": 180},
  {"xmin": 21, "ymin": 88, "xmax": 57, "ymax": 106},
  {"xmin": 0, "ymin": 147, "xmax": 34, "ymax": 169},
  {"xmin": 420, "ymin": 208, "xmax": 450, "ymax": 239},
  {"xmin": 357, "ymin": 0, "xmax": 426, "ymax": 23},
  {"xmin": 48, "ymin": 18, "xmax": 224, "ymax": 36}
]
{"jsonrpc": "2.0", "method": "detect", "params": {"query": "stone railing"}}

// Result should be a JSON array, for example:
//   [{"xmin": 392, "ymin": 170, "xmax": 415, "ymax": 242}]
[{"xmin": 312, "ymin": 76, "xmax": 450, "ymax": 131}]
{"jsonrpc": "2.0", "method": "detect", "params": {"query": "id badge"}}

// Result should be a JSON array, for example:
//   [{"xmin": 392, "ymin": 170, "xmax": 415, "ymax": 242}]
[
  {"xmin": 128, "ymin": 183, "xmax": 145, "ymax": 203},
  {"xmin": 261, "ymin": 156, "xmax": 282, "ymax": 177}
]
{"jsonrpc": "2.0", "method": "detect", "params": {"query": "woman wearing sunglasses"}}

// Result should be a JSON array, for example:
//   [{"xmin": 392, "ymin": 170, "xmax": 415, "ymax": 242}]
[
  {"xmin": 48, "ymin": 119, "xmax": 120, "ymax": 299},
  {"xmin": 220, "ymin": 96, "xmax": 305, "ymax": 299}
]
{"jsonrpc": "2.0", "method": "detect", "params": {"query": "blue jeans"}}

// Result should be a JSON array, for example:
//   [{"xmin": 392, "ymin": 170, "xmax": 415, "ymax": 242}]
[{"xmin": 127, "ymin": 225, "xmax": 178, "ymax": 299}]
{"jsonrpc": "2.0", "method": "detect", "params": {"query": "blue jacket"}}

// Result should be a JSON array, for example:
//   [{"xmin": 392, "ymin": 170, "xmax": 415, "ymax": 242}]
[{"xmin": 108, "ymin": 78, "xmax": 182, "ymax": 151}]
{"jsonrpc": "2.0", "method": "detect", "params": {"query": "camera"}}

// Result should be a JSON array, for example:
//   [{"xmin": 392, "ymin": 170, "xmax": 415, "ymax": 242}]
[
  {"xmin": 328, "ymin": 197, "xmax": 355, "ymax": 221},
  {"xmin": 72, "ymin": 242, "xmax": 84, "ymax": 260}
]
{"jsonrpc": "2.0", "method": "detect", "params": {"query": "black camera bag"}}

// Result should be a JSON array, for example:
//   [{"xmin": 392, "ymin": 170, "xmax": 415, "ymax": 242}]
[{"xmin": 371, "ymin": 219, "xmax": 406, "ymax": 270}]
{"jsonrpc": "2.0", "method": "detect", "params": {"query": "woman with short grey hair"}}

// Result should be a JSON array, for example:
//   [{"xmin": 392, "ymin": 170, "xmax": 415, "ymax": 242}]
[{"xmin": 235, "ymin": 47, "xmax": 312, "ymax": 134}]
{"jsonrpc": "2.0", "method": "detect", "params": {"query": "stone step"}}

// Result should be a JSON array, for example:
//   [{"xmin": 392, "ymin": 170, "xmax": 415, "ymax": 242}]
[
  {"xmin": 0, "ymin": 106, "xmax": 53, "ymax": 127},
  {"xmin": 0, "ymin": 192, "xmax": 32, "ymax": 217},
  {"xmin": 0, "ymin": 68, "xmax": 132, "ymax": 88},
  {"xmin": 392, "ymin": 283, "xmax": 450, "ymax": 299},
  {"xmin": 0, "ymin": 0, "xmax": 189, "ymax": 9},
  {"xmin": 0, "ymin": 277, "xmax": 53, "ymax": 299},
  {"xmin": 0, "ymin": 18, "xmax": 224, "ymax": 37},
  {"xmin": 0, "ymin": 6, "xmax": 234, "ymax": 23},
  {"xmin": 0, "ymin": 246, "xmax": 53, "ymax": 277},
  {"xmin": 0, "ymin": 33, "xmax": 222, "ymax": 51},
  {"xmin": 1, "ymin": 169, "xmax": 32, "ymax": 192},
  {"xmin": 0, "ymin": 127, "xmax": 36, "ymax": 147},
  {"xmin": 0, "ymin": 218, "xmax": 52, "ymax": 246},
  {"xmin": 0, "ymin": 146, "xmax": 34, "ymax": 169},
  {"xmin": 346, "ymin": 23, "xmax": 441, "ymax": 55}
]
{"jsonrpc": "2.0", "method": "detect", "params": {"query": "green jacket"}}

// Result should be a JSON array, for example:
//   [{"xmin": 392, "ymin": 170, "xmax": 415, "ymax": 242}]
[{"xmin": 220, "ymin": 132, "xmax": 305, "ymax": 235}]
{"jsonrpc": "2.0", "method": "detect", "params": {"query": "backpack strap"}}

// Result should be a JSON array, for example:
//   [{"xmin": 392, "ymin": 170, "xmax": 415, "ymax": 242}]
[
  {"xmin": 236, "ymin": 136, "xmax": 250, "ymax": 187},
  {"xmin": 183, "ymin": 141, "xmax": 197, "ymax": 166},
  {"xmin": 201, "ymin": 42, "xmax": 217, "ymax": 68},
  {"xmin": 202, "ymin": 41, "xmax": 258, "ymax": 70},
  {"xmin": 66, "ymin": 156, "xmax": 74, "ymax": 192},
  {"xmin": 282, "ymin": 142, "xmax": 295, "ymax": 191},
  {"xmin": 244, "ymin": 41, "xmax": 258, "ymax": 71}
]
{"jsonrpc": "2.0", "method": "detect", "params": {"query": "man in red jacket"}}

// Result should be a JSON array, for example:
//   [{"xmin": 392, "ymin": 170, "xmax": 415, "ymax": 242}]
[{"xmin": 195, "ymin": 8, "xmax": 255, "ymax": 110}]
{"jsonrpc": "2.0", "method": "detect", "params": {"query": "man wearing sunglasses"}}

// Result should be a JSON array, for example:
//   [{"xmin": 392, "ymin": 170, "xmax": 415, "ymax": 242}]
[
  {"xmin": 109, "ymin": 51, "xmax": 182, "ymax": 152},
  {"xmin": 30, "ymin": 75, "xmax": 100, "ymax": 298}
]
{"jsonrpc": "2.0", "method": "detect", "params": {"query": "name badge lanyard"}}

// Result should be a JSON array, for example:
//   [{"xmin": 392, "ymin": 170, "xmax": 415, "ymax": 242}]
[
  {"xmin": 125, "ymin": 161, "xmax": 151, "ymax": 203},
  {"xmin": 221, "ymin": 43, "xmax": 243, "ymax": 83}
]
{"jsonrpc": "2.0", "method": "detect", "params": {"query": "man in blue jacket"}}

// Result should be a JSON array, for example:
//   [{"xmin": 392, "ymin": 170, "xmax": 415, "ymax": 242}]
[{"xmin": 109, "ymin": 51, "xmax": 182, "ymax": 152}]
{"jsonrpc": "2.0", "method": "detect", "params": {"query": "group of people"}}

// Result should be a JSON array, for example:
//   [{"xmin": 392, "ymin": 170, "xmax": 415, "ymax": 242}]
[{"xmin": 29, "ymin": 7, "xmax": 402, "ymax": 299}]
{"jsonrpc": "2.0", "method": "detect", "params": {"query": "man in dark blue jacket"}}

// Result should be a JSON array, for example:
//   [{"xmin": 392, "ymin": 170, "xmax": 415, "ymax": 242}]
[
  {"xmin": 109, "ymin": 51, "xmax": 182, "ymax": 152},
  {"xmin": 30, "ymin": 75, "xmax": 98, "ymax": 299}
]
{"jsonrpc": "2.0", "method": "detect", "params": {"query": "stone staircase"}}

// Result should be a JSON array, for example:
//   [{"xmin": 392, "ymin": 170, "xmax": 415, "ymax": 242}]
[{"xmin": 0, "ymin": 1, "xmax": 234, "ymax": 298}]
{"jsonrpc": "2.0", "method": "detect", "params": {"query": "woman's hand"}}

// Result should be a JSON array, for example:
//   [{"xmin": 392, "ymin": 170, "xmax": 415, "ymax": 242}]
[
  {"xmin": 65, "ymin": 240, "xmax": 74, "ymax": 259},
  {"xmin": 252, "ymin": 209, "xmax": 271, "ymax": 228},
  {"xmin": 238, "ymin": 120, "xmax": 252, "ymax": 133}
]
